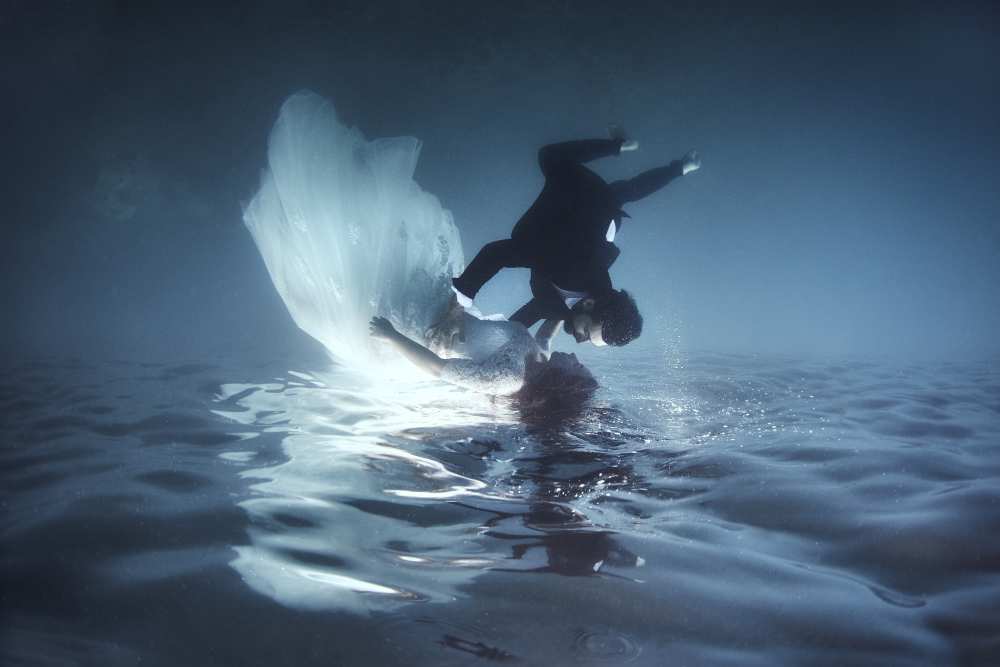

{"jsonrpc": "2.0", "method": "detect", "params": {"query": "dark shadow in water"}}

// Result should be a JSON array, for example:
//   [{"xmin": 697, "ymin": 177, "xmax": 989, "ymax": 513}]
[
  {"xmin": 438, "ymin": 634, "xmax": 517, "ymax": 662},
  {"xmin": 420, "ymin": 383, "xmax": 651, "ymax": 660},
  {"xmin": 483, "ymin": 385, "xmax": 644, "ymax": 576}
]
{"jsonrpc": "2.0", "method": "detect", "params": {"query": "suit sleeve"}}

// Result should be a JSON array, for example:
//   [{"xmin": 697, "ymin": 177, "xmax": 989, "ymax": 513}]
[
  {"xmin": 513, "ymin": 268, "xmax": 614, "ymax": 329},
  {"xmin": 608, "ymin": 160, "xmax": 684, "ymax": 204},
  {"xmin": 511, "ymin": 273, "xmax": 575, "ymax": 327},
  {"xmin": 538, "ymin": 139, "xmax": 625, "ymax": 177},
  {"xmin": 510, "ymin": 298, "xmax": 557, "ymax": 328}
]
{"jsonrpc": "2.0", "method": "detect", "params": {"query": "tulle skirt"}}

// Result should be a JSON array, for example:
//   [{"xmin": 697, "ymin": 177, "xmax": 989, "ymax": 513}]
[{"xmin": 243, "ymin": 91, "xmax": 464, "ymax": 371}]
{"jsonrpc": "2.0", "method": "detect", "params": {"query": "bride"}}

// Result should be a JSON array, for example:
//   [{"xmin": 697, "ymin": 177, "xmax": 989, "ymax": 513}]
[
  {"xmin": 369, "ymin": 302, "xmax": 592, "ymax": 395},
  {"xmin": 244, "ymin": 91, "xmax": 594, "ymax": 396}
]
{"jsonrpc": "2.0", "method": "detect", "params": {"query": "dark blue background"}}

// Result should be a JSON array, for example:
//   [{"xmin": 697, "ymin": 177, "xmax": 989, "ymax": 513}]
[{"xmin": 3, "ymin": 1, "xmax": 997, "ymax": 363}]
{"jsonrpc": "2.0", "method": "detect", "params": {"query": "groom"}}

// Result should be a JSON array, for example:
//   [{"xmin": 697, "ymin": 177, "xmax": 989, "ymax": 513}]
[{"xmin": 449, "ymin": 128, "xmax": 700, "ymax": 347}]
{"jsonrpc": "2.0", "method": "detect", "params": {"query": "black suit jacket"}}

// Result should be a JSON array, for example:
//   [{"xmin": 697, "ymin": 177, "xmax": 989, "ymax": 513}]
[{"xmin": 509, "ymin": 139, "xmax": 684, "ymax": 327}]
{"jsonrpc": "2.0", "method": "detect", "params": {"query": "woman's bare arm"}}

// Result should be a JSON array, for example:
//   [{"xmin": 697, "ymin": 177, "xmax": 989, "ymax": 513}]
[{"xmin": 370, "ymin": 317, "xmax": 446, "ymax": 376}]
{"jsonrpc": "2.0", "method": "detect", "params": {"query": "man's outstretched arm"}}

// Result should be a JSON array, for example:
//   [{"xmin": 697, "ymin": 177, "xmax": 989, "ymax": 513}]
[
  {"xmin": 534, "ymin": 319, "xmax": 563, "ymax": 354},
  {"xmin": 510, "ymin": 290, "xmax": 572, "ymax": 329},
  {"xmin": 537, "ymin": 125, "xmax": 642, "ymax": 176},
  {"xmin": 609, "ymin": 150, "xmax": 700, "ymax": 204},
  {"xmin": 538, "ymin": 139, "xmax": 634, "ymax": 176}
]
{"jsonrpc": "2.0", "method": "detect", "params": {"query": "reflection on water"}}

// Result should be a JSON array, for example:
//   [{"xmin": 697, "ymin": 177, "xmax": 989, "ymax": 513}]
[
  {"xmin": 1, "ymin": 354, "xmax": 998, "ymax": 664},
  {"xmin": 221, "ymin": 367, "xmax": 657, "ymax": 613}
]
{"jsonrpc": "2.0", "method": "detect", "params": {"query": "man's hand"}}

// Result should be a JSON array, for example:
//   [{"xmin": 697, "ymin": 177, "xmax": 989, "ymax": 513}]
[
  {"xmin": 534, "ymin": 318, "xmax": 563, "ymax": 353},
  {"xmin": 682, "ymin": 150, "xmax": 701, "ymax": 175},
  {"xmin": 609, "ymin": 124, "xmax": 639, "ymax": 152},
  {"xmin": 369, "ymin": 316, "xmax": 398, "ymax": 341}
]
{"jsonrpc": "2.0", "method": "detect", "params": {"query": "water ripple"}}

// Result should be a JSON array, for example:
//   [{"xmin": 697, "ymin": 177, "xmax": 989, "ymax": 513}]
[{"xmin": 1, "ymin": 354, "xmax": 997, "ymax": 664}]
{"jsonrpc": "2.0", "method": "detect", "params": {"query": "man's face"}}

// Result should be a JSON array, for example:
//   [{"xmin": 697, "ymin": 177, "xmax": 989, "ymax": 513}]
[
  {"xmin": 564, "ymin": 298, "xmax": 606, "ymax": 346},
  {"xmin": 567, "ymin": 311, "xmax": 607, "ymax": 346},
  {"xmin": 567, "ymin": 313, "xmax": 590, "ymax": 343}
]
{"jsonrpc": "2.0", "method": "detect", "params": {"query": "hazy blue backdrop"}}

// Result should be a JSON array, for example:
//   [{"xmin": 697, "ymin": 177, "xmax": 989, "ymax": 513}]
[{"xmin": 3, "ymin": 1, "xmax": 998, "ymax": 365}]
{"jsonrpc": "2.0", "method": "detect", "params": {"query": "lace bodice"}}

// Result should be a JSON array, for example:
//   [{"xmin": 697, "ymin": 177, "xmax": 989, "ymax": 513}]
[{"xmin": 439, "ymin": 315, "xmax": 542, "ymax": 395}]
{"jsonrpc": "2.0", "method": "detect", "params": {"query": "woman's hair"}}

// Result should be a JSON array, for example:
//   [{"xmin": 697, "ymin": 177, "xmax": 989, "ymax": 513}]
[
  {"xmin": 518, "ymin": 352, "xmax": 597, "ymax": 397},
  {"xmin": 596, "ymin": 289, "xmax": 642, "ymax": 346},
  {"xmin": 514, "ymin": 352, "xmax": 597, "ymax": 422}
]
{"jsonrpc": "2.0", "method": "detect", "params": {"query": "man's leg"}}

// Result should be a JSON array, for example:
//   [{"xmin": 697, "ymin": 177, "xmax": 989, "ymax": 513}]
[
  {"xmin": 428, "ymin": 239, "xmax": 529, "ymax": 348},
  {"xmin": 452, "ymin": 239, "xmax": 530, "ymax": 302}
]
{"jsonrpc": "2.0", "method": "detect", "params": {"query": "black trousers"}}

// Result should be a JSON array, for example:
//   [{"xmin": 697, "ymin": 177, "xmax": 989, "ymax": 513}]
[
  {"xmin": 453, "ymin": 239, "xmax": 577, "ymax": 327},
  {"xmin": 452, "ymin": 239, "xmax": 534, "ymax": 300}
]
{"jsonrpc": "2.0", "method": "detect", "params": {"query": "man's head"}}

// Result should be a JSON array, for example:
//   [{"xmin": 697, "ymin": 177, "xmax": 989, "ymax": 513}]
[{"xmin": 564, "ymin": 289, "xmax": 642, "ymax": 347}]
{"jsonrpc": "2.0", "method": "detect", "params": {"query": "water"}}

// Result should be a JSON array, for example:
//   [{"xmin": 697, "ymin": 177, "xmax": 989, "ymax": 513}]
[{"xmin": 2, "ymin": 352, "xmax": 998, "ymax": 665}]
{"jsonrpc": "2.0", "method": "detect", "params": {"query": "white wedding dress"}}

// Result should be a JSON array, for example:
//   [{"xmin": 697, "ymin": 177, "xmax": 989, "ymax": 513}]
[
  {"xmin": 441, "ymin": 315, "xmax": 543, "ymax": 394},
  {"xmin": 244, "ymin": 91, "xmax": 542, "ymax": 393}
]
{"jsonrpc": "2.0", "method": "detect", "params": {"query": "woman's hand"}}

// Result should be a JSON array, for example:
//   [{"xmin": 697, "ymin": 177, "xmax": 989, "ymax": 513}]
[{"xmin": 369, "ymin": 316, "xmax": 398, "ymax": 341}]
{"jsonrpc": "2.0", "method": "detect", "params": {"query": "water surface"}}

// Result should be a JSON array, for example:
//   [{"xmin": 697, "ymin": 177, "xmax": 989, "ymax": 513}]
[{"xmin": 2, "ymin": 353, "xmax": 998, "ymax": 665}]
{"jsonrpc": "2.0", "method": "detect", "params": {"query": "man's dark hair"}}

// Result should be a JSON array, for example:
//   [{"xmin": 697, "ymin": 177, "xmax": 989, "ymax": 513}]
[{"xmin": 595, "ymin": 289, "xmax": 642, "ymax": 346}]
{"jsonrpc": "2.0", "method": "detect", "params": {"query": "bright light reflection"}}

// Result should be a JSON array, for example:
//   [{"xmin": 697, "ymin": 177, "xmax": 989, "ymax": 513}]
[
  {"xmin": 222, "ymin": 364, "xmax": 518, "ymax": 613},
  {"xmin": 297, "ymin": 568, "xmax": 409, "ymax": 596}
]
